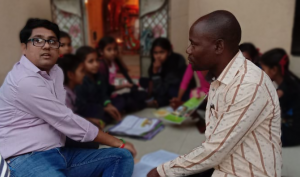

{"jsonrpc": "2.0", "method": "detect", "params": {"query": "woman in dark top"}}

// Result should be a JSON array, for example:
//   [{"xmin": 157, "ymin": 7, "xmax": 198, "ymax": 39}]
[
  {"xmin": 140, "ymin": 37, "xmax": 195, "ymax": 107},
  {"xmin": 260, "ymin": 48, "xmax": 300, "ymax": 147}
]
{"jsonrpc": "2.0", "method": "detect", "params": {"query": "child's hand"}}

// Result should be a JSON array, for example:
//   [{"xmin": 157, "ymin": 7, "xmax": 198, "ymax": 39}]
[
  {"xmin": 170, "ymin": 97, "xmax": 183, "ymax": 110},
  {"xmin": 104, "ymin": 104, "xmax": 122, "ymax": 121}
]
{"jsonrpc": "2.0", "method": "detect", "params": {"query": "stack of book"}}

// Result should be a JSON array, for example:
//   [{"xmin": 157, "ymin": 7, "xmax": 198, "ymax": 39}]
[{"xmin": 108, "ymin": 115, "xmax": 164, "ymax": 140}]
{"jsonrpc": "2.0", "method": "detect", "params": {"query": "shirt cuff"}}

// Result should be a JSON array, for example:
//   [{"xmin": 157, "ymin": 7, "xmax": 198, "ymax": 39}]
[
  {"xmin": 81, "ymin": 123, "xmax": 99, "ymax": 142},
  {"xmin": 157, "ymin": 162, "xmax": 172, "ymax": 177}
]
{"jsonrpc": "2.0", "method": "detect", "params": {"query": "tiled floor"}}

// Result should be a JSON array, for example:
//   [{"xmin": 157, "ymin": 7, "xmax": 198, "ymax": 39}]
[{"xmin": 113, "ymin": 108, "xmax": 300, "ymax": 177}]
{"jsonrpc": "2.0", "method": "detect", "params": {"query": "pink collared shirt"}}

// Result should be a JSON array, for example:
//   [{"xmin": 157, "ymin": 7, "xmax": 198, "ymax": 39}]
[
  {"xmin": 158, "ymin": 52, "xmax": 282, "ymax": 177},
  {"xmin": 0, "ymin": 55, "xmax": 98, "ymax": 159}
]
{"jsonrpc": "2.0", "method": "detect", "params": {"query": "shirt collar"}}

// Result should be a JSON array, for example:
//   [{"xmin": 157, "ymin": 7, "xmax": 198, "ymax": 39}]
[
  {"xmin": 19, "ymin": 55, "xmax": 58, "ymax": 80},
  {"xmin": 19, "ymin": 55, "xmax": 40, "ymax": 73},
  {"xmin": 217, "ymin": 51, "xmax": 245, "ymax": 85}
]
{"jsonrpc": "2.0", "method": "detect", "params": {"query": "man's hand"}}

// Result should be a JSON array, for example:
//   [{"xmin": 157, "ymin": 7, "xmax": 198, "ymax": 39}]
[
  {"xmin": 124, "ymin": 141, "xmax": 137, "ymax": 157},
  {"xmin": 104, "ymin": 104, "xmax": 122, "ymax": 121},
  {"xmin": 147, "ymin": 168, "xmax": 160, "ymax": 177},
  {"xmin": 153, "ymin": 60, "xmax": 162, "ymax": 74},
  {"xmin": 170, "ymin": 97, "xmax": 183, "ymax": 110}
]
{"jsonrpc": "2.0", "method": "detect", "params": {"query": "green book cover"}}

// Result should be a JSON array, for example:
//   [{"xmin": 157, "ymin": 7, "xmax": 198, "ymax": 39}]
[{"xmin": 164, "ymin": 96, "xmax": 207, "ymax": 124}]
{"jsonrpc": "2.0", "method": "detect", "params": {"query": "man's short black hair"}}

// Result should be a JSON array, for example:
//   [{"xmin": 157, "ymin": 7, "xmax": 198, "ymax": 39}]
[
  {"xmin": 194, "ymin": 10, "xmax": 241, "ymax": 52},
  {"xmin": 19, "ymin": 18, "xmax": 60, "ymax": 43}
]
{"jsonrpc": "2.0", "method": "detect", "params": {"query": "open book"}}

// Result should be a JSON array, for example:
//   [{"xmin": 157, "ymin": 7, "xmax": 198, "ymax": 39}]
[
  {"xmin": 132, "ymin": 150, "xmax": 179, "ymax": 177},
  {"xmin": 164, "ymin": 96, "xmax": 207, "ymax": 124},
  {"xmin": 108, "ymin": 115, "xmax": 164, "ymax": 140}
]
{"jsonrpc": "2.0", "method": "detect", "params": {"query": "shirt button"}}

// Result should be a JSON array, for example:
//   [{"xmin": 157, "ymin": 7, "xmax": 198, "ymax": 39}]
[
  {"xmin": 210, "ymin": 126, "xmax": 213, "ymax": 129},
  {"xmin": 212, "ymin": 88, "xmax": 215, "ymax": 91}
]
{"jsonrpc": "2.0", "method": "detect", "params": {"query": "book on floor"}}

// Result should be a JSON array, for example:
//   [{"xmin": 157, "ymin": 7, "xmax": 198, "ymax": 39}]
[
  {"xmin": 163, "ymin": 96, "xmax": 207, "ymax": 124},
  {"xmin": 132, "ymin": 150, "xmax": 179, "ymax": 177},
  {"xmin": 108, "ymin": 115, "xmax": 164, "ymax": 140}
]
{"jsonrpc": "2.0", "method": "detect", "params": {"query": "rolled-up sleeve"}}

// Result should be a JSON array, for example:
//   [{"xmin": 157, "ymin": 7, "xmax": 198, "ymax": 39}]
[
  {"xmin": 157, "ymin": 83, "xmax": 269, "ymax": 176},
  {"xmin": 16, "ymin": 76, "xmax": 99, "ymax": 142}
]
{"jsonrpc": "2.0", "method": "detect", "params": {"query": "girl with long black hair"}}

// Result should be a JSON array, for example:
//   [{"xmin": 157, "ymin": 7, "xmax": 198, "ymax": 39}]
[
  {"xmin": 141, "ymin": 37, "xmax": 195, "ymax": 107},
  {"xmin": 260, "ymin": 48, "xmax": 300, "ymax": 147}
]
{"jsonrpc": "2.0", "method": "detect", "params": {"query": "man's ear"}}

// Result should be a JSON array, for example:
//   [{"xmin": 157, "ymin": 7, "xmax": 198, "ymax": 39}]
[
  {"xmin": 21, "ymin": 43, "xmax": 27, "ymax": 55},
  {"xmin": 215, "ymin": 39, "xmax": 224, "ymax": 55}
]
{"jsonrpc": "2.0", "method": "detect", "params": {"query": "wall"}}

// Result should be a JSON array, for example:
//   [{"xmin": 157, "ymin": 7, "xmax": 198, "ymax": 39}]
[
  {"xmin": 169, "ymin": 0, "xmax": 189, "ymax": 58},
  {"xmin": 85, "ymin": 0, "xmax": 104, "ymax": 47},
  {"xmin": 169, "ymin": 0, "xmax": 300, "ymax": 76},
  {"xmin": 0, "ymin": 0, "xmax": 52, "ymax": 84}
]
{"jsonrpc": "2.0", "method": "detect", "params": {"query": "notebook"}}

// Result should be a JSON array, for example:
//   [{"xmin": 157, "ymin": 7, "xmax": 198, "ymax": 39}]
[
  {"xmin": 108, "ymin": 115, "xmax": 164, "ymax": 140},
  {"xmin": 132, "ymin": 150, "xmax": 179, "ymax": 177},
  {"xmin": 163, "ymin": 96, "xmax": 207, "ymax": 124}
]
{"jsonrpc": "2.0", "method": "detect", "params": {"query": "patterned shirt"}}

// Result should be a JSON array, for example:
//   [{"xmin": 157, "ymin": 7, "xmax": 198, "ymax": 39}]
[{"xmin": 157, "ymin": 51, "xmax": 282, "ymax": 177}]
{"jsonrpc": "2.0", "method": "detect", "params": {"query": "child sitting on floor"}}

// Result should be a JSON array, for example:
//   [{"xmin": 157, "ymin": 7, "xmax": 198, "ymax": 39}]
[
  {"xmin": 59, "ymin": 31, "xmax": 73, "ymax": 55},
  {"xmin": 75, "ymin": 46, "xmax": 147, "ymax": 125},
  {"xmin": 57, "ymin": 54, "xmax": 103, "ymax": 149},
  {"xmin": 140, "ymin": 37, "xmax": 193, "ymax": 108},
  {"xmin": 75, "ymin": 46, "xmax": 123, "ymax": 123},
  {"xmin": 260, "ymin": 48, "xmax": 300, "ymax": 147},
  {"xmin": 97, "ymin": 36, "xmax": 133, "ymax": 85},
  {"xmin": 97, "ymin": 37, "xmax": 148, "ymax": 111}
]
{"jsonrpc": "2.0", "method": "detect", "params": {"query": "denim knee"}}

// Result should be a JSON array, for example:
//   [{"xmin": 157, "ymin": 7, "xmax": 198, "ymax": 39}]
[{"xmin": 115, "ymin": 148, "xmax": 133, "ymax": 164}]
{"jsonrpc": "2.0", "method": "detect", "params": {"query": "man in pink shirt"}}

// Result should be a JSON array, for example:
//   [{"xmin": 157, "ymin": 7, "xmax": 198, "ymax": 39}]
[{"xmin": 0, "ymin": 18, "xmax": 136, "ymax": 177}]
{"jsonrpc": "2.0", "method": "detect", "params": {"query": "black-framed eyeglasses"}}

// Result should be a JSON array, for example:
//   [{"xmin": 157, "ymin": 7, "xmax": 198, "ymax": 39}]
[{"xmin": 27, "ymin": 38, "xmax": 60, "ymax": 49}]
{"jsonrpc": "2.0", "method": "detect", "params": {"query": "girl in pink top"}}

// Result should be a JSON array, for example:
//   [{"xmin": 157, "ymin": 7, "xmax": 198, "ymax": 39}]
[
  {"xmin": 180, "ymin": 64, "xmax": 210, "ymax": 97},
  {"xmin": 170, "ymin": 64, "xmax": 210, "ymax": 108}
]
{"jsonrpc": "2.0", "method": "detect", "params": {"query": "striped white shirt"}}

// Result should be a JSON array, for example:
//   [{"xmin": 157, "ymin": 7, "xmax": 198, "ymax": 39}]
[
  {"xmin": 0, "ymin": 154, "xmax": 10, "ymax": 177},
  {"xmin": 157, "ymin": 51, "xmax": 282, "ymax": 177}
]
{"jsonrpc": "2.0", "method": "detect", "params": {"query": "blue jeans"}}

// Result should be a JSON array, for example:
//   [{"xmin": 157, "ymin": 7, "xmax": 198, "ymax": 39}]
[{"xmin": 8, "ymin": 147, "xmax": 134, "ymax": 177}]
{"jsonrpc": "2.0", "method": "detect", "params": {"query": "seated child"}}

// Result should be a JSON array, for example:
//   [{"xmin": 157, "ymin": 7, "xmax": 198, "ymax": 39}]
[
  {"xmin": 96, "ymin": 36, "xmax": 148, "ymax": 111},
  {"xmin": 140, "ymin": 37, "xmax": 194, "ymax": 107},
  {"xmin": 260, "ymin": 48, "xmax": 300, "ymax": 147},
  {"xmin": 75, "ymin": 46, "xmax": 146, "ymax": 124},
  {"xmin": 57, "ymin": 54, "xmax": 103, "ymax": 149},
  {"xmin": 97, "ymin": 36, "xmax": 132, "ymax": 85},
  {"xmin": 75, "ymin": 46, "xmax": 122, "ymax": 123},
  {"xmin": 59, "ymin": 31, "xmax": 73, "ymax": 55}
]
